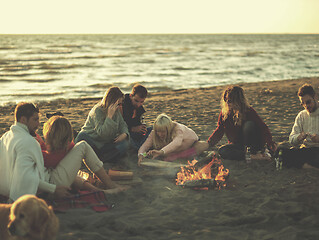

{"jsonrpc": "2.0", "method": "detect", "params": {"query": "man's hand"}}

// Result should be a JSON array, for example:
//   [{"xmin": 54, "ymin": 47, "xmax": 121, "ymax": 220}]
[
  {"xmin": 309, "ymin": 134, "xmax": 319, "ymax": 143},
  {"xmin": 131, "ymin": 125, "xmax": 147, "ymax": 134},
  {"xmin": 114, "ymin": 133, "xmax": 127, "ymax": 143},
  {"xmin": 54, "ymin": 186, "xmax": 72, "ymax": 199}
]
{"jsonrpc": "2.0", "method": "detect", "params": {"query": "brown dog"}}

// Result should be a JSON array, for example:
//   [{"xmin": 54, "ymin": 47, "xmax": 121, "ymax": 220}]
[{"xmin": 0, "ymin": 195, "xmax": 59, "ymax": 240}]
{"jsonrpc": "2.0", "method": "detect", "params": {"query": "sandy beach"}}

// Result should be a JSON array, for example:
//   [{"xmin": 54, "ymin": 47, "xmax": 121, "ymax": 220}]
[{"xmin": 1, "ymin": 77, "xmax": 319, "ymax": 240}]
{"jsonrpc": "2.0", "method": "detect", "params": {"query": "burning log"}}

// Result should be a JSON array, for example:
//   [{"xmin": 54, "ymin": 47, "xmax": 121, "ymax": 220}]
[{"xmin": 175, "ymin": 154, "xmax": 229, "ymax": 190}]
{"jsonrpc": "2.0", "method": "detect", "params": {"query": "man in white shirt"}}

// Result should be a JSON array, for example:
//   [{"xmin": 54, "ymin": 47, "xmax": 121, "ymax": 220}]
[
  {"xmin": 289, "ymin": 84, "xmax": 319, "ymax": 146},
  {"xmin": 0, "ymin": 103, "xmax": 71, "ymax": 202},
  {"xmin": 280, "ymin": 84, "xmax": 319, "ymax": 168}
]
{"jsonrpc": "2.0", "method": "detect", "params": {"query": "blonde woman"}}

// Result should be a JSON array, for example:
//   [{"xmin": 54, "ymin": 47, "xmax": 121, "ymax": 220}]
[
  {"xmin": 138, "ymin": 114, "xmax": 208, "ymax": 165},
  {"xmin": 75, "ymin": 87, "xmax": 130, "ymax": 162},
  {"xmin": 38, "ymin": 116, "xmax": 123, "ymax": 194},
  {"xmin": 208, "ymin": 85, "xmax": 276, "ymax": 161}
]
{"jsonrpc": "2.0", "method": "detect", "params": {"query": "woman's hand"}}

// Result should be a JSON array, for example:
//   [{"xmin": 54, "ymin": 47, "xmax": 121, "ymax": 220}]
[
  {"xmin": 114, "ymin": 133, "xmax": 127, "ymax": 143},
  {"xmin": 148, "ymin": 149, "xmax": 164, "ymax": 159},
  {"xmin": 107, "ymin": 100, "xmax": 120, "ymax": 119},
  {"xmin": 138, "ymin": 154, "xmax": 145, "ymax": 166}
]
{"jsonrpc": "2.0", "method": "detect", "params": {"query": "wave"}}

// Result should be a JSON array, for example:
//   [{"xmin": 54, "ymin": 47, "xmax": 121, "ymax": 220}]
[
  {"xmin": 89, "ymin": 83, "xmax": 114, "ymax": 89},
  {"xmin": 5, "ymin": 92, "xmax": 64, "ymax": 97},
  {"xmin": 3, "ymin": 65, "xmax": 33, "ymax": 72},
  {"xmin": 173, "ymin": 67, "xmax": 196, "ymax": 71},
  {"xmin": 152, "ymin": 73, "xmax": 181, "ymax": 77},
  {"xmin": 23, "ymin": 49, "xmax": 73, "ymax": 55},
  {"xmin": 0, "ymin": 46, "xmax": 16, "ymax": 50},
  {"xmin": 0, "ymin": 77, "xmax": 60, "ymax": 82},
  {"xmin": 38, "ymin": 63, "xmax": 80, "ymax": 70}
]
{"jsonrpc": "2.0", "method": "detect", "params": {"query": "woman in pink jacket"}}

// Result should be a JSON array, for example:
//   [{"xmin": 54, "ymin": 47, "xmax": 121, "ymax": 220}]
[{"xmin": 138, "ymin": 114, "xmax": 208, "ymax": 164}]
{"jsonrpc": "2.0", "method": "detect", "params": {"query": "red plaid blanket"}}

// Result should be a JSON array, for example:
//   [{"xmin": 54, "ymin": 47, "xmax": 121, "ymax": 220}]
[{"xmin": 47, "ymin": 191, "xmax": 112, "ymax": 213}]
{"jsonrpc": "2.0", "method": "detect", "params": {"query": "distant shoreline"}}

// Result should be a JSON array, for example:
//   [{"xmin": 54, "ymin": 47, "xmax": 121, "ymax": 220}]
[
  {"xmin": 1, "ymin": 33, "xmax": 318, "ymax": 36},
  {"xmin": 1, "ymin": 76, "xmax": 318, "ymax": 141},
  {"xmin": 1, "ymin": 76, "xmax": 318, "ymax": 108}
]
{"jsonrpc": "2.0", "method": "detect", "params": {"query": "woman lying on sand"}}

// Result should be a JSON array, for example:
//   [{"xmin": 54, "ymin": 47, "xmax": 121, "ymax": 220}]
[
  {"xmin": 36, "ymin": 115, "xmax": 125, "ymax": 195},
  {"xmin": 138, "ymin": 113, "xmax": 208, "ymax": 165},
  {"xmin": 75, "ymin": 87, "xmax": 130, "ymax": 163},
  {"xmin": 207, "ymin": 85, "xmax": 277, "ymax": 161}
]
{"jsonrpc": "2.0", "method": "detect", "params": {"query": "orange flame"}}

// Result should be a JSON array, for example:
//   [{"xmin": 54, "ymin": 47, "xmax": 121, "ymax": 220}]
[{"xmin": 176, "ymin": 156, "xmax": 229, "ymax": 189}]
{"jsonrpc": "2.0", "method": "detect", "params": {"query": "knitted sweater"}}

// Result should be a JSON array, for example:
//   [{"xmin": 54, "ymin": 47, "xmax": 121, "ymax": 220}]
[
  {"xmin": 80, "ymin": 103, "xmax": 129, "ymax": 148},
  {"xmin": 208, "ymin": 107, "xmax": 274, "ymax": 147},
  {"xmin": 289, "ymin": 107, "xmax": 319, "ymax": 146}
]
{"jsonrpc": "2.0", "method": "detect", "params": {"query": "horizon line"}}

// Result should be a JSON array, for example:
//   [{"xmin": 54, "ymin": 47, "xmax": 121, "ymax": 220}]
[{"xmin": 0, "ymin": 32, "xmax": 318, "ymax": 35}]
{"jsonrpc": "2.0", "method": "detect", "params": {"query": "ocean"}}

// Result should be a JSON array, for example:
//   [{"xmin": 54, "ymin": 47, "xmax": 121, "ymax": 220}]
[{"xmin": 0, "ymin": 34, "xmax": 318, "ymax": 106}]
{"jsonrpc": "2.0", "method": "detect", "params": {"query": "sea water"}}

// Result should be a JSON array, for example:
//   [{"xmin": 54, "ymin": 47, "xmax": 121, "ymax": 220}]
[{"xmin": 0, "ymin": 34, "xmax": 318, "ymax": 106}]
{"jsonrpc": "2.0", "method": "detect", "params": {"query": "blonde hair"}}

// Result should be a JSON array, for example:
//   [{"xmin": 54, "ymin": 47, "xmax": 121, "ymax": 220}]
[
  {"xmin": 153, "ymin": 114, "xmax": 175, "ymax": 149},
  {"xmin": 43, "ymin": 116, "xmax": 73, "ymax": 152},
  {"xmin": 101, "ymin": 87, "xmax": 124, "ymax": 109},
  {"xmin": 221, "ymin": 86, "xmax": 250, "ymax": 126}
]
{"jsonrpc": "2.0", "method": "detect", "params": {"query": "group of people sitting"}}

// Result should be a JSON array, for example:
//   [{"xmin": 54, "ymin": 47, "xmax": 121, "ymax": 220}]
[{"xmin": 0, "ymin": 82, "xmax": 318, "ymax": 203}]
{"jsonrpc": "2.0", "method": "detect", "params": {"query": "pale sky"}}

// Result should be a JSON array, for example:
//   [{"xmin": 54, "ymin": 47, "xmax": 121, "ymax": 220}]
[{"xmin": 1, "ymin": 0, "xmax": 318, "ymax": 34}]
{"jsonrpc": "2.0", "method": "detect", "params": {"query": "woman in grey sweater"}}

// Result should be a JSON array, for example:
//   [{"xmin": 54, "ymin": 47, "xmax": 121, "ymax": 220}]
[{"xmin": 75, "ymin": 87, "xmax": 129, "ymax": 162}]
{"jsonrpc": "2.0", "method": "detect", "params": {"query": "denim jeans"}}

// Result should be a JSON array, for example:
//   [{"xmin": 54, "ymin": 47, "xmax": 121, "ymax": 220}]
[
  {"xmin": 75, "ymin": 131, "xmax": 129, "ymax": 158},
  {"xmin": 218, "ymin": 120, "xmax": 264, "ymax": 161}
]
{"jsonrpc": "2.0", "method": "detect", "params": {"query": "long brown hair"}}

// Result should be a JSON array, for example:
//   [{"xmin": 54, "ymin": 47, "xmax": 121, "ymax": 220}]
[
  {"xmin": 221, "ymin": 86, "xmax": 250, "ymax": 126},
  {"xmin": 43, "ymin": 116, "xmax": 73, "ymax": 152},
  {"xmin": 100, "ymin": 87, "xmax": 124, "ymax": 110}
]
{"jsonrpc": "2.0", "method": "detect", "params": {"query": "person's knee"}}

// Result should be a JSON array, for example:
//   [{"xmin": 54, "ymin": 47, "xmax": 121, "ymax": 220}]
[
  {"xmin": 74, "ymin": 131, "xmax": 86, "ymax": 143},
  {"xmin": 218, "ymin": 145, "xmax": 228, "ymax": 157},
  {"xmin": 116, "ymin": 140, "xmax": 130, "ymax": 156},
  {"xmin": 73, "ymin": 140, "xmax": 88, "ymax": 151}
]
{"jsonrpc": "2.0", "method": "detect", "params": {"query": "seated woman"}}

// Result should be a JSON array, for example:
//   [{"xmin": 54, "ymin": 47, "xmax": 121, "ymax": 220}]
[
  {"xmin": 207, "ymin": 85, "xmax": 277, "ymax": 161},
  {"xmin": 138, "ymin": 113, "xmax": 208, "ymax": 165},
  {"xmin": 75, "ymin": 87, "xmax": 130, "ymax": 162},
  {"xmin": 37, "ymin": 116, "xmax": 124, "ymax": 194}
]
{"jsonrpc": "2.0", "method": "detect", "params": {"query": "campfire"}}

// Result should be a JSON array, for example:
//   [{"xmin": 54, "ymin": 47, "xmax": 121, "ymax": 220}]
[{"xmin": 176, "ymin": 155, "xmax": 229, "ymax": 190}]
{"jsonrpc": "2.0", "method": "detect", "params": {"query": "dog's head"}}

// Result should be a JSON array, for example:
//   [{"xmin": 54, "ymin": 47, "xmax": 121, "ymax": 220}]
[{"xmin": 8, "ymin": 195, "xmax": 59, "ymax": 240}]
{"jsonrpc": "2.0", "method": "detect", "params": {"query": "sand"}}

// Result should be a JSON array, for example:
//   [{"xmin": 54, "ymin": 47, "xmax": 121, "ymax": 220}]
[{"xmin": 1, "ymin": 77, "xmax": 319, "ymax": 240}]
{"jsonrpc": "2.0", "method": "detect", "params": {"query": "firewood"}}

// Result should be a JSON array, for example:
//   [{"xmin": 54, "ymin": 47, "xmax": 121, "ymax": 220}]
[
  {"xmin": 108, "ymin": 170, "xmax": 133, "ymax": 180},
  {"xmin": 140, "ymin": 158, "xmax": 187, "ymax": 169}
]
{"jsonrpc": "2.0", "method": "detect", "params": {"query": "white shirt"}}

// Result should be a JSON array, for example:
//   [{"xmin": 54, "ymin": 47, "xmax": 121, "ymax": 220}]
[
  {"xmin": 289, "ymin": 107, "xmax": 319, "ymax": 146},
  {"xmin": 0, "ymin": 122, "xmax": 55, "ymax": 201}
]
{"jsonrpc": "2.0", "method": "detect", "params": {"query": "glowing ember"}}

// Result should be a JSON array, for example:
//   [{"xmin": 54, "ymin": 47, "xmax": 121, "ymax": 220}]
[{"xmin": 176, "ymin": 156, "xmax": 229, "ymax": 189}]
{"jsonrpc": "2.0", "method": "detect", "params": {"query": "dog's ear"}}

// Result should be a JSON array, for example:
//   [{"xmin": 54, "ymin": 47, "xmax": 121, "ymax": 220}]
[
  {"xmin": 44, "ymin": 206, "xmax": 59, "ymax": 239},
  {"xmin": 32, "ymin": 202, "xmax": 50, "ymax": 233}
]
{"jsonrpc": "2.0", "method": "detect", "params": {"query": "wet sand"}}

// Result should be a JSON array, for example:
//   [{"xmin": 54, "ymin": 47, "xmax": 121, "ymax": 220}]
[{"xmin": 1, "ymin": 77, "xmax": 319, "ymax": 240}]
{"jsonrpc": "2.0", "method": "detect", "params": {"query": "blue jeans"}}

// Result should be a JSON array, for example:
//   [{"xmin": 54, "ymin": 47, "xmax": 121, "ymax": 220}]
[
  {"xmin": 218, "ymin": 121, "xmax": 264, "ymax": 161},
  {"xmin": 75, "ymin": 131, "xmax": 129, "ymax": 158}
]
